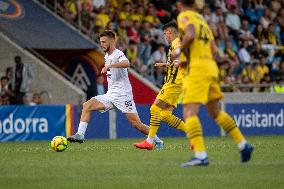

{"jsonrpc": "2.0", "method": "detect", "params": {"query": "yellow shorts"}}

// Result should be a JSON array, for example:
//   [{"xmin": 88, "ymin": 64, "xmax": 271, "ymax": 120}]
[
  {"xmin": 157, "ymin": 83, "xmax": 182, "ymax": 108},
  {"xmin": 181, "ymin": 75, "xmax": 223, "ymax": 104}
]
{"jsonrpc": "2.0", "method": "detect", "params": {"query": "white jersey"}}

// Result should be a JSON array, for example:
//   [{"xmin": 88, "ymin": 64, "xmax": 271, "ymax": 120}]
[
  {"xmin": 104, "ymin": 49, "xmax": 132, "ymax": 96},
  {"xmin": 93, "ymin": 49, "xmax": 136, "ymax": 113}
]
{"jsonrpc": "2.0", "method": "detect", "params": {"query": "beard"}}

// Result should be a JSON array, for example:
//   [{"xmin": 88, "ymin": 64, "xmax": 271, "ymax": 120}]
[{"xmin": 103, "ymin": 46, "xmax": 110, "ymax": 53}]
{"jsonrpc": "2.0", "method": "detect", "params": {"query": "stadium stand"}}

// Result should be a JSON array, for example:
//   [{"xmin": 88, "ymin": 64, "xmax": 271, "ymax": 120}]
[{"xmin": 38, "ymin": 0, "xmax": 284, "ymax": 92}]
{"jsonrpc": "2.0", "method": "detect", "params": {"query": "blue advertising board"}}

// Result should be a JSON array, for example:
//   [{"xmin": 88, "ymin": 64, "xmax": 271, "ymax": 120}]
[
  {"xmin": 87, "ymin": 104, "xmax": 220, "ymax": 139},
  {"xmin": 0, "ymin": 105, "xmax": 68, "ymax": 142},
  {"xmin": 226, "ymin": 103, "xmax": 284, "ymax": 135}
]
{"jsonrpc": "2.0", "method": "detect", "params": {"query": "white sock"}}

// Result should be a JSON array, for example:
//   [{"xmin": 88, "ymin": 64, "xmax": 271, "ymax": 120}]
[
  {"xmin": 238, "ymin": 140, "xmax": 247, "ymax": 151},
  {"xmin": 195, "ymin": 151, "xmax": 207, "ymax": 159},
  {"xmin": 146, "ymin": 136, "xmax": 154, "ymax": 144},
  {"xmin": 77, "ymin": 122, "xmax": 88, "ymax": 136},
  {"xmin": 154, "ymin": 135, "xmax": 162, "ymax": 143}
]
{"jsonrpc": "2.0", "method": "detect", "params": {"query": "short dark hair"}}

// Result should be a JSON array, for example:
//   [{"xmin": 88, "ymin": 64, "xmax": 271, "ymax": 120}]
[
  {"xmin": 180, "ymin": 0, "xmax": 195, "ymax": 7},
  {"xmin": 1, "ymin": 76, "xmax": 9, "ymax": 81},
  {"xmin": 14, "ymin": 55, "xmax": 21, "ymax": 62},
  {"xmin": 99, "ymin": 30, "xmax": 115, "ymax": 39},
  {"xmin": 162, "ymin": 21, "xmax": 178, "ymax": 31}
]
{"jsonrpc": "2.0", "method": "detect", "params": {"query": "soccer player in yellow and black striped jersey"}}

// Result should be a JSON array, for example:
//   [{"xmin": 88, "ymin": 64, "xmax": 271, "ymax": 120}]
[
  {"xmin": 133, "ymin": 22, "xmax": 188, "ymax": 150},
  {"xmin": 175, "ymin": 0, "xmax": 253, "ymax": 167}
]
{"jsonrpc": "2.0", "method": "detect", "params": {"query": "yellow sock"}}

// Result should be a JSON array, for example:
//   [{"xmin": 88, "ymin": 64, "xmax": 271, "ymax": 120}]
[
  {"xmin": 161, "ymin": 110, "xmax": 186, "ymax": 132},
  {"xmin": 215, "ymin": 111, "xmax": 245, "ymax": 144},
  {"xmin": 185, "ymin": 116, "xmax": 205, "ymax": 152},
  {"xmin": 148, "ymin": 104, "xmax": 162, "ymax": 138}
]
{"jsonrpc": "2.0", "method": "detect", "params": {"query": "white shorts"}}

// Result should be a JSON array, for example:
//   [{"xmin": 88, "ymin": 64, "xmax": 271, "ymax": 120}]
[{"xmin": 93, "ymin": 93, "xmax": 137, "ymax": 113}]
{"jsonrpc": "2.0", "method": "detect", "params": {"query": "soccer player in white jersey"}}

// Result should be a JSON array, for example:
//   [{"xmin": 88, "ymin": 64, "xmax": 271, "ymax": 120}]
[{"xmin": 68, "ymin": 30, "xmax": 163, "ymax": 149}]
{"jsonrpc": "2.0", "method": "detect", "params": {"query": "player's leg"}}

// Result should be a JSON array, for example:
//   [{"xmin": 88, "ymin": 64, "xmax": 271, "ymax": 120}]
[
  {"xmin": 180, "ymin": 103, "xmax": 209, "ymax": 167},
  {"xmin": 206, "ymin": 100, "xmax": 254, "ymax": 162},
  {"xmin": 133, "ymin": 101, "xmax": 163, "ymax": 150},
  {"xmin": 158, "ymin": 99, "xmax": 186, "ymax": 132},
  {"xmin": 180, "ymin": 75, "xmax": 211, "ymax": 167},
  {"xmin": 67, "ymin": 97, "xmax": 106, "ymax": 143},
  {"xmin": 125, "ymin": 112, "xmax": 163, "ymax": 150},
  {"xmin": 146, "ymin": 99, "xmax": 187, "ymax": 142}
]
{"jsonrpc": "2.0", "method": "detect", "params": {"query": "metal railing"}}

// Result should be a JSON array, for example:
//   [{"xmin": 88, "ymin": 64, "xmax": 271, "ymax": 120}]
[{"xmin": 37, "ymin": 0, "xmax": 99, "ymax": 43}]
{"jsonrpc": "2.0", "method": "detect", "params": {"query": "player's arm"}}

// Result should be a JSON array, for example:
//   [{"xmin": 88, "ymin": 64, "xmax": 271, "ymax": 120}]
[
  {"xmin": 172, "ymin": 24, "xmax": 195, "ymax": 65},
  {"xmin": 179, "ymin": 24, "xmax": 196, "ymax": 52},
  {"xmin": 107, "ymin": 60, "xmax": 130, "ymax": 68},
  {"xmin": 155, "ymin": 62, "xmax": 168, "ymax": 67},
  {"xmin": 101, "ymin": 60, "xmax": 130, "ymax": 74}
]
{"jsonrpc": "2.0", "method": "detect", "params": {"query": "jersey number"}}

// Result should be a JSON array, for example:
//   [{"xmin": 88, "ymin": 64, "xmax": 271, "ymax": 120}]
[
  {"xmin": 199, "ymin": 24, "xmax": 210, "ymax": 43},
  {"xmin": 125, "ymin": 101, "xmax": 132, "ymax": 107}
]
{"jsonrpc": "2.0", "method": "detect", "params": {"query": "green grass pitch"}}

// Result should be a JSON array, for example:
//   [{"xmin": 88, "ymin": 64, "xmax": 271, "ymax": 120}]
[{"xmin": 0, "ymin": 136, "xmax": 283, "ymax": 189}]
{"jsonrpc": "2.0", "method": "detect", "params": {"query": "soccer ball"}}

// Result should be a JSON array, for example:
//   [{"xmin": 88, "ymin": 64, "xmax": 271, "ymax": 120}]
[{"xmin": 50, "ymin": 136, "xmax": 68, "ymax": 152}]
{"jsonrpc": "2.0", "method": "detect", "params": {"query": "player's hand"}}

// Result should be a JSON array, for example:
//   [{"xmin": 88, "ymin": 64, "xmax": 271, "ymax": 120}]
[
  {"xmin": 155, "ymin": 63, "xmax": 167, "ymax": 67},
  {"xmin": 101, "ymin": 66, "xmax": 107, "ymax": 74},
  {"xmin": 171, "ymin": 47, "xmax": 181, "ymax": 60},
  {"xmin": 173, "ymin": 60, "xmax": 180, "ymax": 68}
]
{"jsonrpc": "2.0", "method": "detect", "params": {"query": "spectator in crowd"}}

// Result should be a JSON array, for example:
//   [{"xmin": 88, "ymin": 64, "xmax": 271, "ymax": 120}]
[
  {"xmin": 224, "ymin": 40, "xmax": 240, "ymax": 74},
  {"xmin": 119, "ymin": 2, "xmax": 132, "ymax": 20},
  {"xmin": 253, "ymin": 23, "xmax": 268, "ymax": 44},
  {"xmin": 95, "ymin": 7, "xmax": 110, "ymax": 31},
  {"xmin": 137, "ymin": 34, "xmax": 152, "ymax": 67},
  {"xmin": 274, "ymin": 77, "xmax": 284, "ymax": 93},
  {"xmin": 259, "ymin": 73, "xmax": 272, "ymax": 92},
  {"xmin": 273, "ymin": 60, "xmax": 284, "ymax": 80},
  {"xmin": 146, "ymin": 43, "xmax": 167, "ymax": 86},
  {"xmin": 215, "ymin": 0, "xmax": 228, "ymax": 13},
  {"xmin": 131, "ymin": 5, "xmax": 145, "ymax": 23},
  {"xmin": 225, "ymin": 5, "xmax": 241, "ymax": 38},
  {"xmin": 1, "ymin": 95, "xmax": 10, "ymax": 105},
  {"xmin": 13, "ymin": 56, "xmax": 33, "ymax": 104},
  {"xmin": 127, "ymin": 21, "xmax": 141, "ymax": 44},
  {"xmin": 23, "ymin": 93, "xmax": 36, "ymax": 106},
  {"xmin": 238, "ymin": 19, "xmax": 255, "ymax": 46},
  {"xmin": 0, "ymin": 76, "xmax": 14, "ymax": 102},
  {"xmin": 127, "ymin": 40, "xmax": 144, "ymax": 72},
  {"xmin": 80, "ymin": 2, "xmax": 96, "ymax": 35},
  {"xmin": 144, "ymin": 4, "xmax": 161, "ymax": 27},
  {"xmin": 238, "ymin": 40, "xmax": 251, "ymax": 65},
  {"xmin": 267, "ymin": 23, "xmax": 278, "ymax": 45},
  {"xmin": 64, "ymin": 0, "xmax": 80, "ymax": 22},
  {"xmin": 32, "ymin": 93, "xmax": 42, "ymax": 105},
  {"xmin": 251, "ymin": 41, "xmax": 268, "ymax": 61},
  {"xmin": 202, "ymin": 5, "xmax": 212, "ymax": 23},
  {"xmin": 256, "ymin": 55, "xmax": 270, "ymax": 80},
  {"xmin": 260, "ymin": 7, "xmax": 273, "ymax": 29},
  {"xmin": 212, "ymin": 6, "xmax": 224, "ymax": 25}
]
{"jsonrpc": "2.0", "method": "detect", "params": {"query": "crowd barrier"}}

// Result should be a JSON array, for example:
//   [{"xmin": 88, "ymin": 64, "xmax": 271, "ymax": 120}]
[
  {"xmin": 81, "ymin": 102, "xmax": 284, "ymax": 139},
  {"xmin": 0, "ymin": 103, "xmax": 283, "ymax": 142},
  {"xmin": 0, "ymin": 105, "xmax": 77, "ymax": 142}
]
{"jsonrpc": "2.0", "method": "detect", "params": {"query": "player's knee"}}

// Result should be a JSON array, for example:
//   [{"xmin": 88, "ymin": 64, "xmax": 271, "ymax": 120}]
[
  {"xmin": 160, "ymin": 110, "xmax": 172, "ymax": 120},
  {"xmin": 150, "ymin": 104, "xmax": 162, "ymax": 112},
  {"xmin": 207, "ymin": 108, "xmax": 220, "ymax": 119},
  {"xmin": 82, "ymin": 99, "xmax": 93, "ymax": 111}
]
